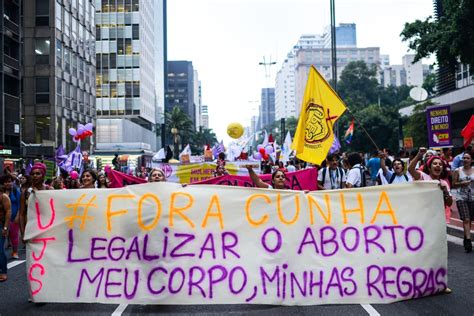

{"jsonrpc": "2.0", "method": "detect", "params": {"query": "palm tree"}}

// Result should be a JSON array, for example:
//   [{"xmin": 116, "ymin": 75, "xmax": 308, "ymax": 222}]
[
  {"xmin": 165, "ymin": 106, "xmax": 194, "ymax": 158},
  {"xmin": 190, "ymin": 127, "xmax": 218, "ymax": 153}
]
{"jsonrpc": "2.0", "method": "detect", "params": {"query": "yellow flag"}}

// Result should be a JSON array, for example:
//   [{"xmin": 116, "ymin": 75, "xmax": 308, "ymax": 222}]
[{"xmin": 291, "ymin": 66, "xmax": 347, "ymax": 165}]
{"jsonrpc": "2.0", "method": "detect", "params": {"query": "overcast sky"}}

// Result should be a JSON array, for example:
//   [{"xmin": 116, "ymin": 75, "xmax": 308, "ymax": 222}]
[{"xmin": 167, "ymin": 0, "xmax": 434, "ymax": 142}]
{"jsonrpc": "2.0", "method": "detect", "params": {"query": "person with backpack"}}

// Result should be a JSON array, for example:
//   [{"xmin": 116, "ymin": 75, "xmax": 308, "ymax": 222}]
[
  {"xmin": 379, "ymin": 151, "xmax": 412, "ymax": 184},
  {"xmin": 345, "ymin": 152, "xmax": 367, "ymax": 188},
  {"xmin": 317, "ymin": 154, "xmax": 346, "ymax": 190}
]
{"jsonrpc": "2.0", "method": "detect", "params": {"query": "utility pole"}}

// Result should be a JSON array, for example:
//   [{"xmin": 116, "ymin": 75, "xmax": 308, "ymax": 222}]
[
  {"xmin": 330, "ymin": 0, "xmax": 339, "ymax": 137},
  {"xmin": 259, "ymin": 56, "xmax": 277, "ymax": 79}
]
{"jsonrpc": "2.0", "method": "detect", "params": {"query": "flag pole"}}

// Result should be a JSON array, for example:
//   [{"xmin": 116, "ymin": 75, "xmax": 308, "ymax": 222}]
[{"xmin": 345, "ymin": 108, "xmax": 381, "ymax": 151}]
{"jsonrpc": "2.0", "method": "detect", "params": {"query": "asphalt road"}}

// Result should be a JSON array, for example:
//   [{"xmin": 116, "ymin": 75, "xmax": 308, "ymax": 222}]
[{"xmin": 1, "ymin": 235, "xmax": 473, "ymax": 315}]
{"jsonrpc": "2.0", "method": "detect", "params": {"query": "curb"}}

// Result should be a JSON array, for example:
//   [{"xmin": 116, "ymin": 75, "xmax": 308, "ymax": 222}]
[{"xmin": 447, "ymin": 224, "xmax": 474, "ymax": 239}]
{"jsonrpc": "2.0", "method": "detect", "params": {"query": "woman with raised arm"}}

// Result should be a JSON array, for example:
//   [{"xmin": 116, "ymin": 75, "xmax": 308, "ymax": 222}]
[
  {"xmin": 408, "ymin": 147, "xmax": 453, "ymax": 208},
  {"xmin": 451, "ymin": 151, "xmax": 473, "ymax": 252},
  {"xmin": 246, "ymin": 165, "xmax": 287, "ymax": 190}
]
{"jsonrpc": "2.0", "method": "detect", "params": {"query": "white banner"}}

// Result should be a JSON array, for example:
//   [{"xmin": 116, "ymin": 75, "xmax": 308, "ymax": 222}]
[
  {"xmin": 150, "ymin": 161, "xmax": 254, "ymax": 183},
  {"xmin": 25, "ymin": 182, "xmax": 447, "ymax": 305}
]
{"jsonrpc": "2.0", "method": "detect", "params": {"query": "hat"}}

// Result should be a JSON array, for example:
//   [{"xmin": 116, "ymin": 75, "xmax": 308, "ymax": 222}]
[{"xmin": 31, "ymin": 162, "xmax": 47, "ymax": 176}]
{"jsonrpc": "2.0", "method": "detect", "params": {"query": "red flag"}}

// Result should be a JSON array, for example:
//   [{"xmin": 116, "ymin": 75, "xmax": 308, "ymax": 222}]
[
  {"xmin": 268, "ymin": 134, "xmax": 274, "ymax": 143},
  {"xmin": 461, "ymin": 115, "xmax": 474, "ymax": 148},
  {"xmin": 106, "ymin": 169, "xmax": 147, "ymax": 188}
]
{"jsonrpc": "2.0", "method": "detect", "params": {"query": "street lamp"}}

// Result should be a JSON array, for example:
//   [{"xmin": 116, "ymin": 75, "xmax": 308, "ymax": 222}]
[{"xmin": 171, "ymin": 127, "xmax": 180, "ymax": 159}]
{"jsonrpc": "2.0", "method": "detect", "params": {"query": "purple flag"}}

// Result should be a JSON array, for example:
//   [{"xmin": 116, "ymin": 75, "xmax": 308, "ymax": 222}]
[{"xmin": 329, "ymin": 136, "xmax": 341, "ymax": 154}]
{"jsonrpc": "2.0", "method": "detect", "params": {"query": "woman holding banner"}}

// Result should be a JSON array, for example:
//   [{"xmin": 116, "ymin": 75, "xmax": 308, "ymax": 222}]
[
  {"xmin": 19, "ymin": 163, "xmax": 51, "ymax": 243},
  {"xmin": 245, "ymin": 165, "xmax": 287, "ymax": 190},
  {"xmin": 80, "ymin": 169, "xmax": 98, "ymax": 189},
  {"xmin": 148, "ymin": 168, "xmax": 167, "ymax": 183},
  {"xmin": 408, "ymin": 148, "xmax": 453, "ymax": 220},
  {"xmin": 452, "ymin": 151, "xmax": 473, "ymax": 253}
]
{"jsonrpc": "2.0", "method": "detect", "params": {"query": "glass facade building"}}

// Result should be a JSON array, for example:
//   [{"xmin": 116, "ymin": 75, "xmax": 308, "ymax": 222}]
[
  {"xmin": 95, "ymin": 0, "xmax": 159, "ymax": 153},
  {"xmin": 22, "ymin": 0, "xmax": 96, "ymax": 155},
  {"xmin": 1, "ymin": 0, "xmax": 21, "ymax": 156}
]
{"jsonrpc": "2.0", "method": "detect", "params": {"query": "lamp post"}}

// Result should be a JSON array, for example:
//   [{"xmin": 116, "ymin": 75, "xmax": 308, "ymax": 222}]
[{"xmin": 171, "ymin": 127, "xmax": 179, "ymax": 159}]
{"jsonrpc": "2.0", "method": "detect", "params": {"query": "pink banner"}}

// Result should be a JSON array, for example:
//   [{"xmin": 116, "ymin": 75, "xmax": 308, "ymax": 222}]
[
  {"xmin": 193, "ymin": 168, "xmax": 318, "ymax": 191},
  {"xmin": 106, "ymin": 169, "xmax": 147, "ymax": 188}
]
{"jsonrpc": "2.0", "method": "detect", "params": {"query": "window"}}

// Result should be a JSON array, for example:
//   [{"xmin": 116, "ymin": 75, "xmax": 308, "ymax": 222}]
[
  {"xmin": 132, "ymin": 24, "xmax": 139, "ymax": 40},
  {"xmin": 64, "ymin": 10, "xmax": 70, "ymax": 37},
  {"xmin": 56, "ymin": 40, "xmax": 62, "ymax": 67},
  {"xmin": 35, "ymin": 38, "xmax": 50, "ymax": 64},
  {"xmin": 72, "ymin": 53, "xmax": 78, "ymax": 77},
  {"xmin": 55, "ymin": 1, "xmax": 62, "ymax": 30},
  {"xmin": 35, "ymin": 78, "xmax": 50, "ymax": 103},
  {"xmin": 64, "ymin": 48, "xmax": 71, "ymax": 73},
  {"xmin": 36, "ymin": 0, "xmax": 49, "ymax": 26}
]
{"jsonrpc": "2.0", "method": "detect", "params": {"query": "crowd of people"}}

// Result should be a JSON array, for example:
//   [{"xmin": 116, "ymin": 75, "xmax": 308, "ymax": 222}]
[{"xmin": 0, "ymin": 145, "xmax": 472, "ymax": 282}]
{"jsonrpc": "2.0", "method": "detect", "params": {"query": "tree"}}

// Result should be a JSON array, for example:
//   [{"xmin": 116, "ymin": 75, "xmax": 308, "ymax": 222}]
[
  {"xmin": 422, "ymin": 73, "xmax": 437, "ymax": 97},
  {"xmin": 342, "ymin": 104, "xmax": 400, "ymax": 153},
  {"xmin": 402, "ymin": 101, "xmax": 432, "ymax": 149},
  {"xmin": 189, "ymin": 128, "xmax": 218, "ymax": 154},
  {"xmin": 379, "ymin": 85, "xmax": 413, "ymax": 109},
  {"xmin": 165, "ymin": 106, "xmax": 194, "ymax": 156},
  {"xmin": 400, "ymin": 0, "xmax": 474, "ymax": 69},
  {"xmin": 337, "ymin": 61, "xmax": 379, "ymax": 110}
]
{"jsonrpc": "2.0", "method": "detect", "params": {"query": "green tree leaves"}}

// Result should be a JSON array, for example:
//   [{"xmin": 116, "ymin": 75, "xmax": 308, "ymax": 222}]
[{"xmin": 400, "ymin": 0, "xmax": 474, "ymax": 69}]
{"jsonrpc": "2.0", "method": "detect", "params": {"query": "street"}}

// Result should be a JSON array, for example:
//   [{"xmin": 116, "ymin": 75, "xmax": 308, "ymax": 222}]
[{"xmin": 1, "ymin": 235, "xmax": 473, "ymax": 316}]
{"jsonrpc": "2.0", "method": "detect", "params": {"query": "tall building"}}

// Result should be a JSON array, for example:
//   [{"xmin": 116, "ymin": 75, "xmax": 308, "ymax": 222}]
[
  {"xmin": 193, "ymin": 69, "xmax": 201, "ymax": 130},
  {"xmin": 95, "ymin": 0, "xmax": 159, "ymax": 154},
  {"xmin": 166, "ymin": 61, "xmax": 196, "ymax": 127},
  {"xmin": 323, "ymin": 23, "xmax": 357, "ymax": 48},
  {"xmin": 22, "ymin": 0, "xmax": 96, "ymax": 156},
  {"xmin": 382, "ymin": 54, "xmax": 432, "ymax": 87},
  {"xmin": 294, "ymin": 47, "xmax": 380, "ymax": 115},
  {"xmin": 154, "ymin": 0, "xmax": 166, "ymax": 149},
  {"xmin": 275, "ymin": 52, "xmax": 297, "ymax": 120},
  {"xmin": 1, "ymin": 0, "xmax": 21, "ymax": 157},
  {"xmin": 201, "ymin": 104, "xmax": 209, "ymax": 129},
  {"xmin": 259, "ymin": 88, "xmax": 275, "ymax": 129},
  {"xmin": 275, "ymin": 25, "xmax": 377, "ymax": 119}
]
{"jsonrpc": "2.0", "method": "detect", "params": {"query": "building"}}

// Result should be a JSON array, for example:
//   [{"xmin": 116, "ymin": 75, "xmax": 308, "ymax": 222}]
[
  {"xmin": 294, "ymin": 46, "xmax": 380, "ymax": 115},
  {"xmin": 154, "ymin": 0, "xmax": 166, "ymax": 148},
  {"xmin": 201, "ymin": 104, "xmax": 209, "ymax": 129},
  {"xmin": 275, "ymin": 52, "xmax": 297, "ymax": 120},
  {"xmin": 193, "ymin": 69, "xmax": 201, "ymax": 131},
  {"xmin": 382, "ymin": 54, "xmax": 432, "ymax": 87},
  {"xmin": 22, "ymin": 0, "xmax": 96, "ymax": 156},
  {"xmin": 166, "ymin": 61, "xmax": 196, "ymax": 127},
  {"xmin": 275, "ymin": 24, "xmax": 380, "ymax": 119},
  {"xmin": 323, "ymin": 23, "xmax": 357, "ymax": 48},
  {"xmin": 259, "ymin": 88, "xmax": 275, "ymax": 129},
  {"xmin": 1, "ymin": 0, "xmax": 21, "ymax": 157},
  {"xmin": 95, "ymin": 0, "xmax": 160, "ymax": 154}
]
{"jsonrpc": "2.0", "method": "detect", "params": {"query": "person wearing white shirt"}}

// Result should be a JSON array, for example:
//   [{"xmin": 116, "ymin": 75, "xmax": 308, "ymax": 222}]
[
  {"xmin": 345, "ymin": 152, "xmax": 367, "ymax": 188},
  {"xmin": 379, "ymin": 151, "xmax": 412, "ymax": 184},
  {"xmin": 317, "ymin": 154, "xmax": 346, "ymax": 190}
]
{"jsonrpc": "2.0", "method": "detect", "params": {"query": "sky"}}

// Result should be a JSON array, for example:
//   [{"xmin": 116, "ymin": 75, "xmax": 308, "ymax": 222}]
[{"xmin": 167, "ymin": 0, "xmax": 434, "ymax": 143}]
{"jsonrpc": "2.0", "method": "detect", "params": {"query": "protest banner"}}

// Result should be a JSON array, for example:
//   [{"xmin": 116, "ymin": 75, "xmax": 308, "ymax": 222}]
[
  {"xmin": 25, "ymin": 182, "xmax": 447, "ymax": 305},
  {"xmin": 426, "ymin": 105, "xmax": 452, "ymax": 148},
  {"xmin": 151, "ymin": 161, "xmax": 252, "ymax": 183},
  {"xmin": 194, "ymin": 168, "xmax": 318, "ymax": 191}
]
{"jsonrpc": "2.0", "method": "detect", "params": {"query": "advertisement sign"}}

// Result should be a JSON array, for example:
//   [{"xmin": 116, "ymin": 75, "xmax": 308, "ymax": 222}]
[{"xmin": 426, "ymin": 105, "xmax": 452, "ymax": 148}]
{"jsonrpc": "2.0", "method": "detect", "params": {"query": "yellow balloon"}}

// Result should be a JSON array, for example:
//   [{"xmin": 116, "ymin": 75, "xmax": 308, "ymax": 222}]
[{"xmin": 227, "ymin": 122, "xmax": 244, "ymax": 139}]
